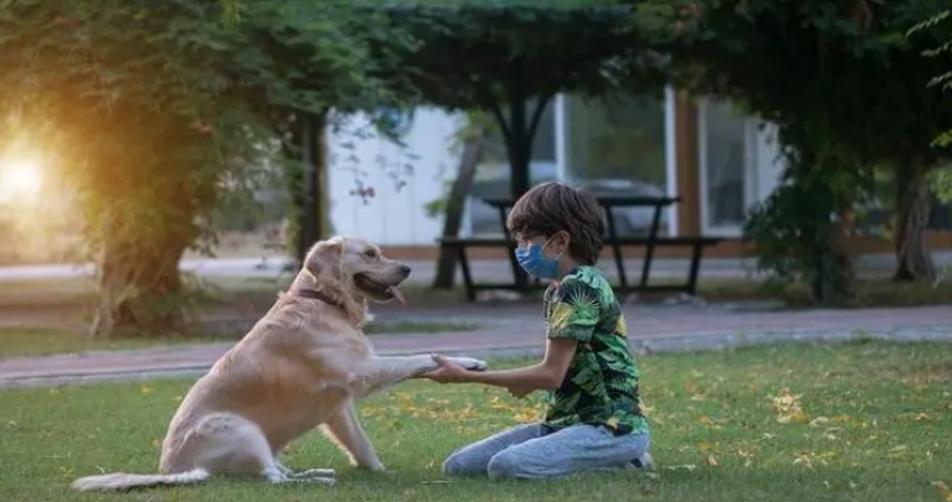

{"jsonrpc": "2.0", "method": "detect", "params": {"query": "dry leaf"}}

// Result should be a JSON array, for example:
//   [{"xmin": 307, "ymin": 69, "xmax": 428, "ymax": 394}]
[
  {"xmin": 770, "ymin": 388, "xmax": 809, "ymax": 424},
  {"xmin": 809, "ymin": 416, "xmax": 829, "ymax": 427},
  {"xmin": 793, "ymin": 453, "xmax": 813, "ymax": 469},
  {"xmin": 932, "ymin": 481, "xmax": 952, "ymax": 502},
  {"xmin": 706, "ymin": 454, "xmax": 719, "ymax": 467},
  {"xmin": 662, "ymin": 464, "xmax": 698, "ymax": 472}
]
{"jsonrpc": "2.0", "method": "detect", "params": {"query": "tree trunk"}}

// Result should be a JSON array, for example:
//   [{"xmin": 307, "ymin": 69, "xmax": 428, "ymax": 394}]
[
  {"xmin": 432, "ymin": 125, "xmax": 488, "ymax": 289},
  {"xmin": 508, "ymin": 109, "xmax": 531, "ymax": 200},
  {"xmin": 507, "ymin": 58, "xmax": 531, "ymax": 200},
  {"xmin": 91, "ymin": 232, "xmax": 190, "ymax": 338},
  {"xmin": 893, "ymin": 161, "xmax": 935, "ymax": 281},
  {"xmin": 295, "ymin": 111, "xmax": 328, "ymax": 265}
]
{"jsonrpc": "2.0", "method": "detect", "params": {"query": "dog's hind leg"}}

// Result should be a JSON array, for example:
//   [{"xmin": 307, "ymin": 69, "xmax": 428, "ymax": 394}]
[
  {"xmin": 321, "ymin": 399, "xmax": 385, "ymax": 471},
  {"xmin": 188, "ymin": 413, "xmax": 334, "ymax": 486}
]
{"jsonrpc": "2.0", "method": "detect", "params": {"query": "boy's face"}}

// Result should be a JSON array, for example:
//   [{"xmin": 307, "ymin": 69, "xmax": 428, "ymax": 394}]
[{"xmin": 514, "ymin": 231, "xmax": 570, "ymax": 259}]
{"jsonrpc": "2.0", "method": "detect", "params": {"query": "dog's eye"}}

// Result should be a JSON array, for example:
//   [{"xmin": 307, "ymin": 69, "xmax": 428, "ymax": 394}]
[{"xmin": 364, "ymin": 249, "xmax": 378, "ymax": 259}]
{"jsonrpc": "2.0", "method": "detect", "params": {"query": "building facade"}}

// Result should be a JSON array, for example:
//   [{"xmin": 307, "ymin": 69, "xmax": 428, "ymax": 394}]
[{"xmin": 327, "ymin": 90, "xmax": 949, "ymax": 259}]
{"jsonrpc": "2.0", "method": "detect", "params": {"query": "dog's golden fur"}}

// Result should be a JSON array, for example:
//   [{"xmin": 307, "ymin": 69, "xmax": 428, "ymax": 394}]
[{"xmin": 72, "ymin": 236, "xmax": 486, "ymax": 492}]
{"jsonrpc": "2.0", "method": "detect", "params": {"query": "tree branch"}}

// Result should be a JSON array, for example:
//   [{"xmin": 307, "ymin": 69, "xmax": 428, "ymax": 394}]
[
  {"xmin": 527, "ymin": 91, "xmax": 555, "ymax": 142},
  {"xmin": 474, "ymin": 82, "xmax": 512, "ymax": 144}
]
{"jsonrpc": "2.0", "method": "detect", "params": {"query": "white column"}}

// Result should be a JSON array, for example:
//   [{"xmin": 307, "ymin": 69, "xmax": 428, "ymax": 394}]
[
  {"xmin": 554, "ymin": 93, "xmax": 569, "ymax": 183},
  {"xmin": 664, "ymin": 86, "xmax": 679, "ymax": 236}
]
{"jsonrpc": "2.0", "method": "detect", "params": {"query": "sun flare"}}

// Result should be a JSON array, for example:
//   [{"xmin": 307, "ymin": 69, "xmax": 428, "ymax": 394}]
[{"xmin": 0, "ymin": 158, "xmax": 44, "ymax": 203}]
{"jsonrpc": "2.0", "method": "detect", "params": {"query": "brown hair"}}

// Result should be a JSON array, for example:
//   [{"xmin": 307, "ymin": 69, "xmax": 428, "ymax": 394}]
[{"xmin": 506, "ymin": 182, "xmax": 604, "ymax": 265}]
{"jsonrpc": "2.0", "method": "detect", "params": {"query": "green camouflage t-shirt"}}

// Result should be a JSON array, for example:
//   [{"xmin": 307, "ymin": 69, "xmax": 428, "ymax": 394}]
[{"xmin": 542, "ymin": 265, "xmax": 648, "ymax": 435}]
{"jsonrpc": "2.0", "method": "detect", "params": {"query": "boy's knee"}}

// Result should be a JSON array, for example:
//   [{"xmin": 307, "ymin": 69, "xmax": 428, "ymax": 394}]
[
  {"xmin": 487, "ymin": 450, "xmax": 532, "ymax": 480},
  {"xmin": 442, "ymin": 452, "xmax": 479, "ymax": 476}
]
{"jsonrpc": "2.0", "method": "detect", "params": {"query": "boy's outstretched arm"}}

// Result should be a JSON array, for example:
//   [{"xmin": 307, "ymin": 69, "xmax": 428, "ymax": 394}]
[{"xmin": 422, "ymin": 338, "xmax": 576, "ymax": 398}]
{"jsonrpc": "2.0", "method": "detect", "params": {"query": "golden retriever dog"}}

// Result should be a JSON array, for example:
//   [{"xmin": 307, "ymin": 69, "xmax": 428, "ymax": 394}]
[{"xmin": 72, "ymin": 236, "xmax": 487, "ymax": 491}]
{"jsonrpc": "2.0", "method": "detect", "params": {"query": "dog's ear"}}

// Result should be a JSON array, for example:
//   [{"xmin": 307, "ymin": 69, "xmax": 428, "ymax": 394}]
[{"xmin": 305, "ymin": 237, "xmax": 343, "ymax": 278}]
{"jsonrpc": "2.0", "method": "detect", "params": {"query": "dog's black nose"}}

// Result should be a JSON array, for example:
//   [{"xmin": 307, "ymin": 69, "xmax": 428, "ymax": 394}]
[{"xmin": 399, "ymin": 265, "xmax": 411, "ymax": 276}]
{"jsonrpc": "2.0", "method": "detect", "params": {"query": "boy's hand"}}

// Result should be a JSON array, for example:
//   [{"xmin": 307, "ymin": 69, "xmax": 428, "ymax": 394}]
[{"xmin": 422, "ymin": 354, "xmax": 470, "ymax": 383}]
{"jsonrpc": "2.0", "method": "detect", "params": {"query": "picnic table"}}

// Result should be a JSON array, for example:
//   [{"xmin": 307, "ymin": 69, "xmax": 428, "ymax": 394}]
[{"xmin": 440, "ymin": 195, "xmax": 721, "ymax": 301}]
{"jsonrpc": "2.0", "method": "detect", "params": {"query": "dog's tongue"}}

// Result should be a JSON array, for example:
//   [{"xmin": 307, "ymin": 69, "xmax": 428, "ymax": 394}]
[{"xmin": 388, "ymin": 285, "xmax": 406, "ymax": 305}]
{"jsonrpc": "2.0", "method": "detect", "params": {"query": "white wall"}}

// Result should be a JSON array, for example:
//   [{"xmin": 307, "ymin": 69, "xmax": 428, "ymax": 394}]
[
  {"xmin": 752, "ymin": 122, "xmax": 786, "ymax": 202},
  {"xmin": 327, "ymin": 108, "xmax": 463, "ymax": 245},
  {"xmin": 327, "ymin": 99, "xmax": 787, "ymax": 245}
]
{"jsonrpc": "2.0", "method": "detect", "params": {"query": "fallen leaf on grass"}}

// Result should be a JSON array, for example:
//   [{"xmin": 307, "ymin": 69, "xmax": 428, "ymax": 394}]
[
  {"xmin": 770, "ymin": 388, "xmax": 809, "ymax": 424},
  {"xmin": 793, "ymin": 454, "xmax": 813, "ymax": 469},
  {"xmin": 932, "ymin": 481, "xmax": 952, "ymax": 502},
  {"xmin": 888, "ymin": 445, "xmax": 909, "ymax": 460},
  {"xmin": 706, "ymin": 454, "xmax": 719, "ymax": 467},
  {"xmin": 662, "ymin": 464, "xmax": 698, "ymax": 472},
  {"xmin": 736, "ymin": 448, "xmax": 754, "ymax": 468}
]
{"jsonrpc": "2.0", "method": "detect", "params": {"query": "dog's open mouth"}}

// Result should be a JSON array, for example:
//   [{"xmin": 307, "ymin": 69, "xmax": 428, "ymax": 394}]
[{"xmin": 354, "ymin": 274, "xmax": 406, "ymax": 304}]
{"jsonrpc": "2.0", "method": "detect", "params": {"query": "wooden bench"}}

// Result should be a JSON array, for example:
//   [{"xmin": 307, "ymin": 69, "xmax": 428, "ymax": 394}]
[
  {"xmin": 440, "ymin": 196, "xmax": 722, "ymax": 301},
  {"xmin": 440, "ymin": 235, "xmax": 721, "ymax": 301},
  {"xmin": 439, "ymin": 237, "xmax": 533, "ymax": 301},
  {"xmin": 607, "ymin": 236, "xmax": 723, "ymax": 295}
]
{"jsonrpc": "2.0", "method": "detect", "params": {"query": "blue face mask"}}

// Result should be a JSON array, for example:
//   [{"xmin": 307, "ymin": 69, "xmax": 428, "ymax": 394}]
[{"xmin": 515, "ymin": 236, "xmax": 564, "ymax": 280}]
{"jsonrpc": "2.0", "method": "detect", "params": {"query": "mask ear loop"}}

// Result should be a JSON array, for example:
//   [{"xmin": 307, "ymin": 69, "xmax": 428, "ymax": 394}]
[{"xmin": 542, "ymin": 232, "xmax": 568, "ymax": 261}]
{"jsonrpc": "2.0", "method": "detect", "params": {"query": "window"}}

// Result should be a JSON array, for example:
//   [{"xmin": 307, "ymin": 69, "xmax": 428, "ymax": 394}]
[
  {"xmin": 565, "ymin": 93, "xmax": 668, "ymax": 236},
  {"xmin": 468, "ymin": 100, "xmax": 557, "ymax": 235},
  {"xmin": 699, "ymin": 100, "xmax": 756, "ymax": 235}
]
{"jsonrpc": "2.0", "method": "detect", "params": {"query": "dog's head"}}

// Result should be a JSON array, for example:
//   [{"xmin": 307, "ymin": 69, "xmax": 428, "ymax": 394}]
[{"xmin": 301, "ymin": 236, "xmax": 410, "ymax": 305}]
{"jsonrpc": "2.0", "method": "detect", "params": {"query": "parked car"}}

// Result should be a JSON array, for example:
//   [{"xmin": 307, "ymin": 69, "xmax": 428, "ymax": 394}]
[
  {"xmin": 579, "ymin": 178, "xmax": 668, "ymax": 236},
  {"xmin": 466, "ymin": 168, "xmax": 668, "ymax": 237}
]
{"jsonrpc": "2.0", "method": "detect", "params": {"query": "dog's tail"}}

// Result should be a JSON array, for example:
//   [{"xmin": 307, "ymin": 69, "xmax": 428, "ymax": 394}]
[{"xmin": 71, "ymin": 468, "xmax": 210, "ymax": 492}]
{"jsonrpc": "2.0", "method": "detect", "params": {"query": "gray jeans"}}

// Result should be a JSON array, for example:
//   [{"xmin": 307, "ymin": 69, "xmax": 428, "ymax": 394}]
[{"xmin": 443, "ymin": 423, "xmax": 650, "ymax": 480}]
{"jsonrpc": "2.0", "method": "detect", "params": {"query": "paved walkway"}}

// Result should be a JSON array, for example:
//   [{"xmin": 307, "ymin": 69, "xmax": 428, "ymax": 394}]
[
  {"xmin": 2, "ymin": 304, "xmax": 950, "ymax": 388},
  {"xmin": 5, "ymin": 251, "xmax": 948, "ymax": 283}
]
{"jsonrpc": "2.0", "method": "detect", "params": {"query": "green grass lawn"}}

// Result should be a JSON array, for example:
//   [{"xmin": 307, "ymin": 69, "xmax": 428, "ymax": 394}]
[
  {"xmin": 1, "ymin": 341, "xmax": 950, "ymax": 501},
  {"xmin": 0, "ymin": 321, "xmax": 478, "ymax": 360}
]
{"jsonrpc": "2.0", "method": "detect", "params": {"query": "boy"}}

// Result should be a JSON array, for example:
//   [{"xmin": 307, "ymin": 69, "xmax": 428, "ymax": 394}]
[{"xmin": 423, "ymin": 182, "xmax": 651, "ymax": 480}]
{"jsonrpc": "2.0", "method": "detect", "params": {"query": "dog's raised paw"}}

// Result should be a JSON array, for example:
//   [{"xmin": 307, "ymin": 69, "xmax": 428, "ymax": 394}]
[{"xmin": 453, "ymin": 357, "xmax": 488, "ymax": 372}]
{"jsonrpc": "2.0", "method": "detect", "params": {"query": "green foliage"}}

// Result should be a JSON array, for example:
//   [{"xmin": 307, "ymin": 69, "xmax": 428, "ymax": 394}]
[
  {"xmin": 911, "ymin": 5, "xmax": 952, "ymax": 217},
  {"xmin": 930, "ymin": 165, "xmax": 952, "ymax": 204},
  {"xmin": 640, "ymin": 0, "xmax": 952, "ymax": 165},
  {"xmin": 744, "ymin": 165, "xmax": 860, "ymax": 305},
  {"xmin": 909, "ymin": 7, "xmax": 952, "ymax": 92},
  {"xmin": 365, "ymin": 4, "xmax": 660, "ymax": 110},
  {"xmin": 639, "ymin": 0, "xmax": 952, "ymax": 290},
  {"xmin": 360, "ymin": 3, "xmax": 667, "ymax": 197},
  {"xmin": 0, "ymin": 0, "xmax": 397, "ymax": 335}
]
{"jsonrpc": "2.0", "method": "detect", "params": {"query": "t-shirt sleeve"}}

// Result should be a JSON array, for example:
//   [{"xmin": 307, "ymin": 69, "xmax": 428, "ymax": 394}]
[{"xmin": 546, "ymin": 278, "xmax": 601, "ymax": 343}]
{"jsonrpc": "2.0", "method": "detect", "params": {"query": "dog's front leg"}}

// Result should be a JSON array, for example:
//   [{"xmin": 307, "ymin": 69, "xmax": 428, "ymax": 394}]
[
  {"xmin": 321, "ymin": 399, "xmax": 384, "ymax": 471},
  {"xmin": 351, "ymin": 355, "xmax": 486, "ymax": 396}
]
